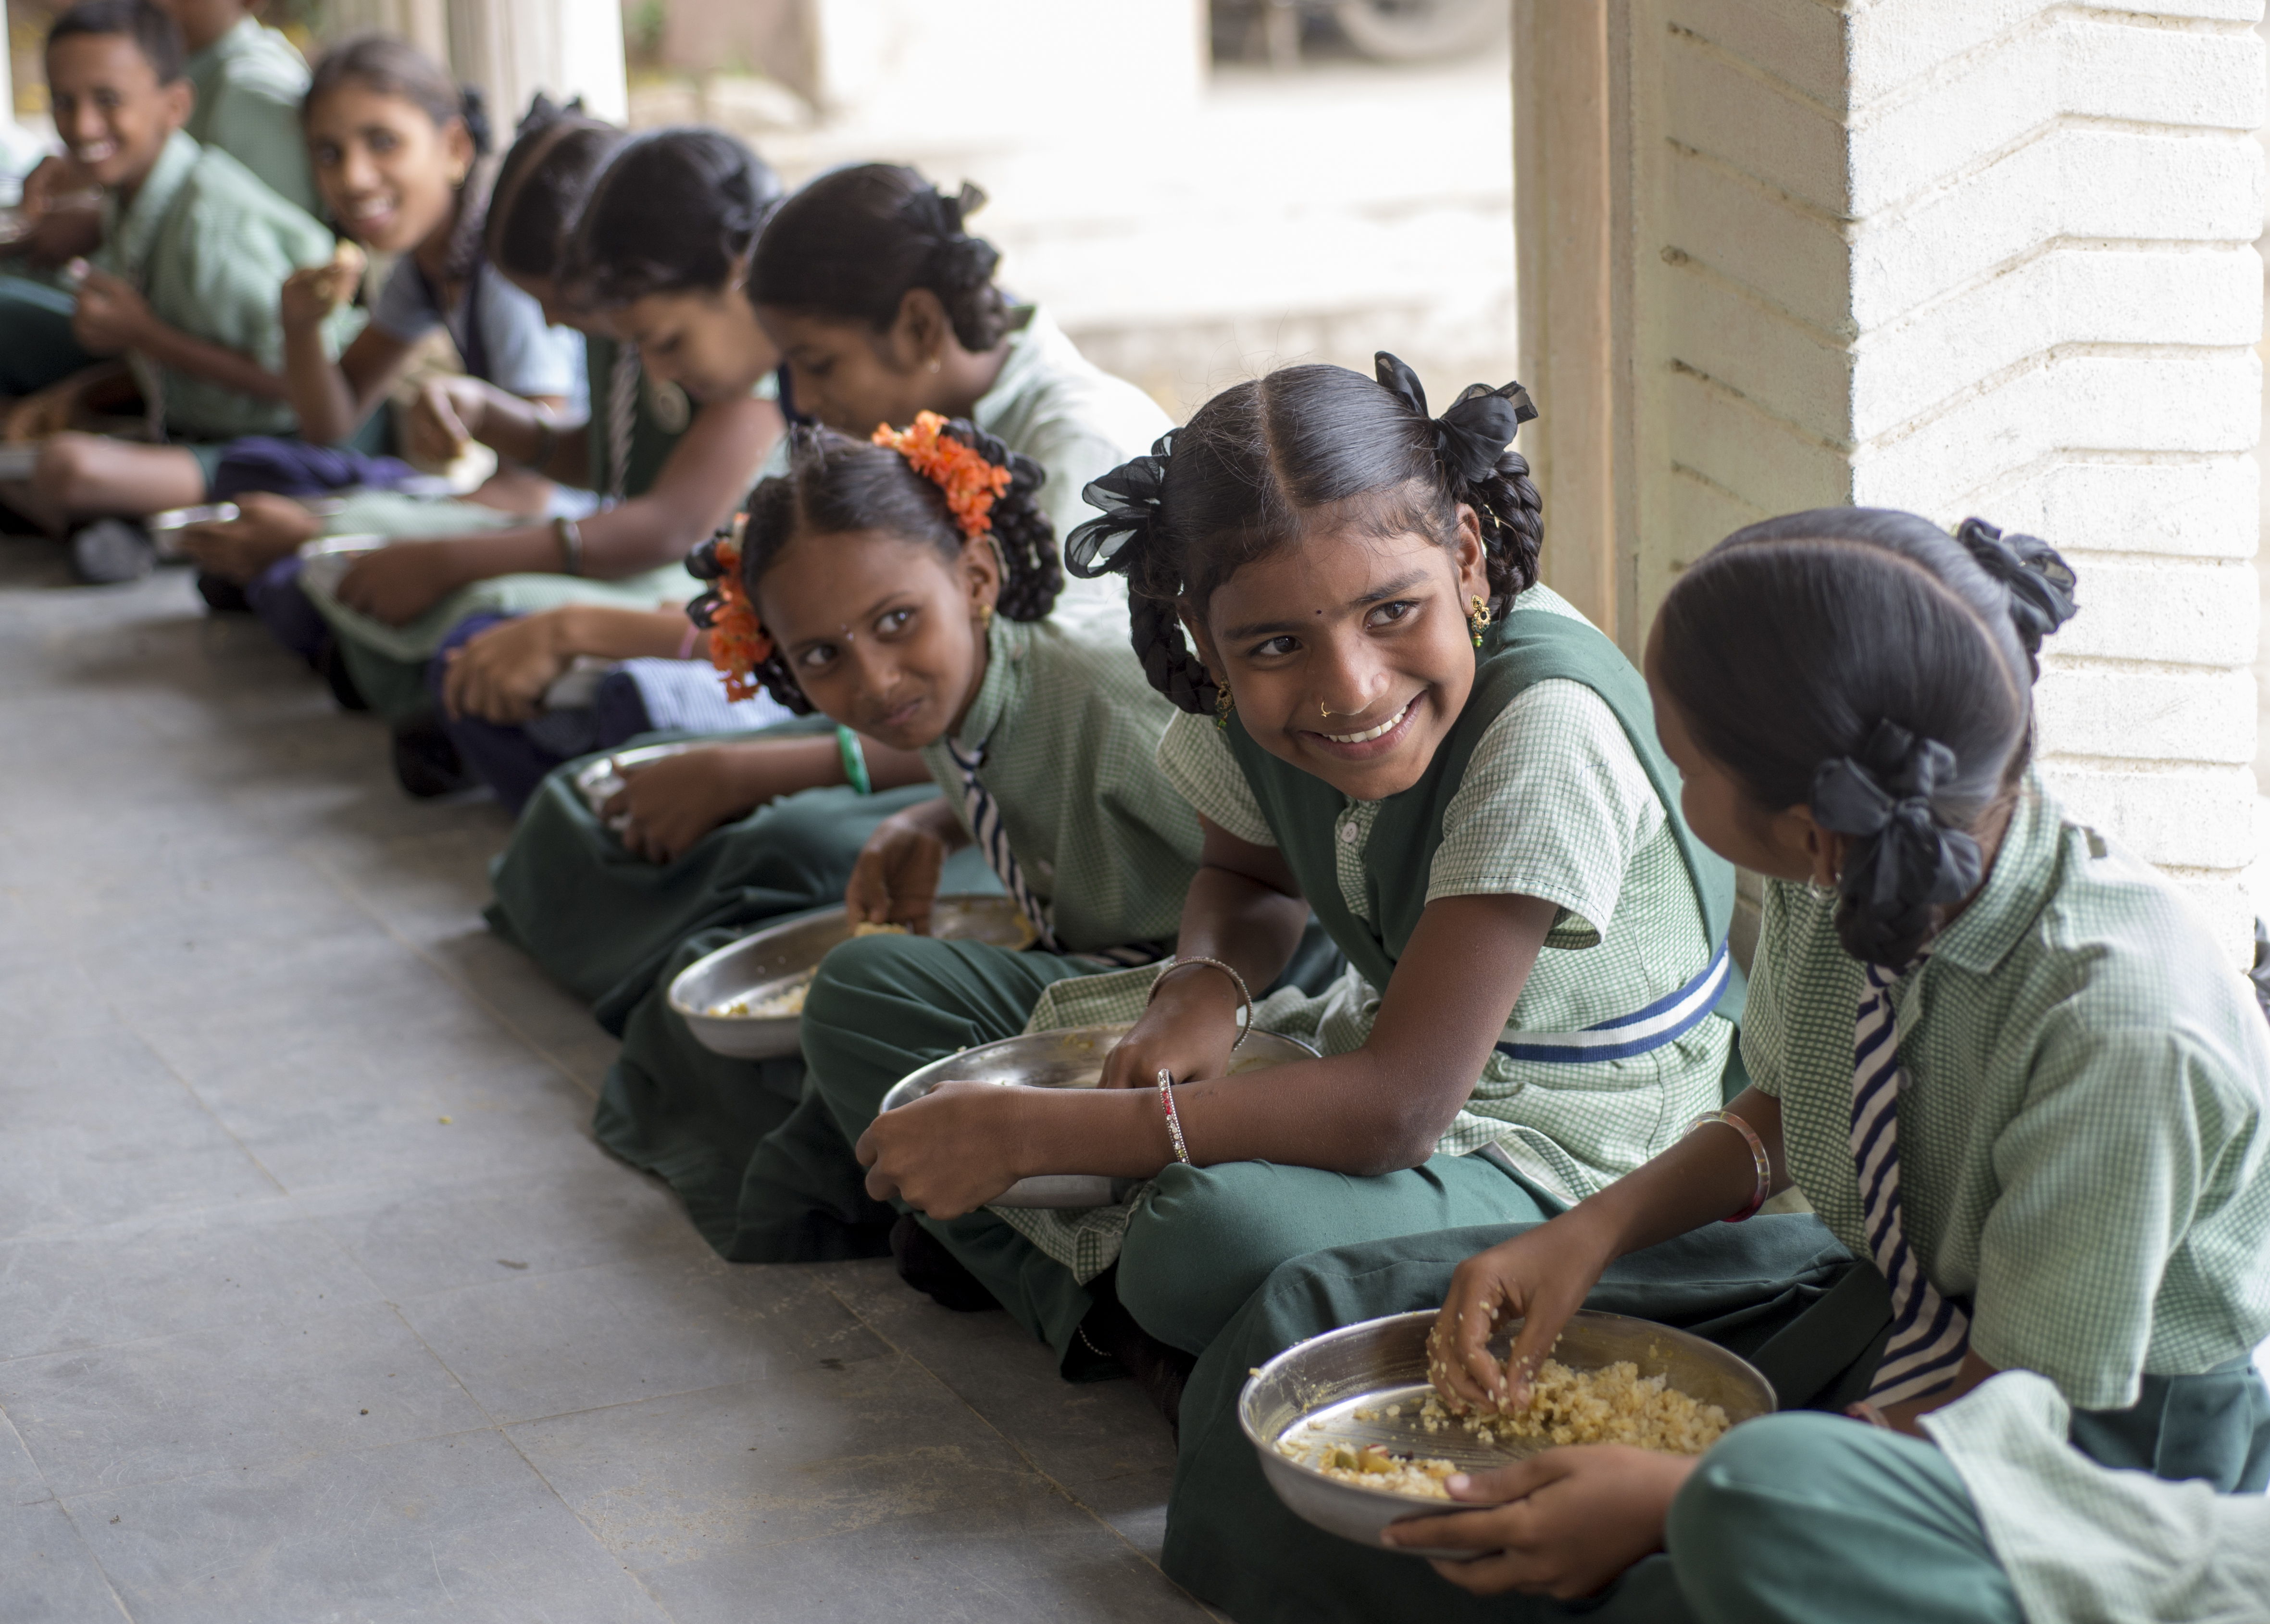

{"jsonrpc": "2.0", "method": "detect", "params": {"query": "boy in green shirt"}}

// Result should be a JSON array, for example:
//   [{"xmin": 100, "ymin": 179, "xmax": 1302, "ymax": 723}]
[
  {"xmin": 0, "ymin": 0, "xmax": 355, "ymax": 577},
  {"xmin": 0, "ymin": 0, "xmax": 316, "ymax": 402}
]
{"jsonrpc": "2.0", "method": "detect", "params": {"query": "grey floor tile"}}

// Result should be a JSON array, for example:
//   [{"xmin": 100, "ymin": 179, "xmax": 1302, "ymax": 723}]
[
  {"xmin": 298, "ymin": 1162, "xmax": 710, "ymax": 1301},
  {"xmin": 398, "ymin": 1256, "xmax": 887, "ymax": 1424},
  {"xmin": 816, "ymin": 1261, "xmax": 1182, "ymax": 1499},
  {"xmin": 69, "ymin": 1431, "xmax": 667, "ymax": 1624},
  {"xmin": 0, "ymin": 1499, "xmax": 126, "ymax": 1624},
  {"xmin": 0, "ymin": 1300, "xmax": 490, "ymax": 1496},
  {"xmin": 0, "ymin": 1199, "xmax": 381, "ymax": 1363},
  {"xmin": 511, "ymin": 1366, "xmax": 1207, "ymax": 1621},
  {"xmin": 0, "ymin": 1065, "xmax": 280, "ymax": 1245},
  {"xmin": 0, "ymin": 1408, "xmax": 52, "ymax": 1507}
]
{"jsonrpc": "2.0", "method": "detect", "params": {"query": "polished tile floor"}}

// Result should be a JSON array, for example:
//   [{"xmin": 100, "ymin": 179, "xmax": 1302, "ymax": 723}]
[{"xmin": 0, "ymin": 538, "xmax": 1212, "ymax": 1623}]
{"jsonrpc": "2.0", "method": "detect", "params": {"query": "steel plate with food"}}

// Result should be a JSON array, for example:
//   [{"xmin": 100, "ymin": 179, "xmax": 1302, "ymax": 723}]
[
  {"xmin": 1240, "ymin": 1308, "xmax": 1773, "ymax": 1557},
  {"xmin": 877, "ymin": 1024, "xmax": 1322, "ymax": 1207},
  {"xmin": 667, "ymin": 897, "xmax": 1036, "ymax": 1060},
  {"xmin": 573, "ymin": 742, "xmax": 704, "ymax": 817}
]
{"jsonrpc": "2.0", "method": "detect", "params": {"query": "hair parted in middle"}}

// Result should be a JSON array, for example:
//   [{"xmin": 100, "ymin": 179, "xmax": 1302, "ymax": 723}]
[
  {"xmin": 557, "ymin": 126, "xmax": 785, "ymax": 310},
  {"xmin": 1061, "ymin": 352, "xmax": 1543, "ymax": 719},
  {"xmin": 685, "ymin": 419, "xmax": 1062, "ymax": 715}
]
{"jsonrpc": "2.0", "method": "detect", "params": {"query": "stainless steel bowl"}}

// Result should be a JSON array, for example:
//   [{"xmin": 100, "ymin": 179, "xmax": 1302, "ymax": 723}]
[
  {"xmin": 877, "ymin": 1024, "xmax": 1321, "ymax": 1207},
  {"xmin": 669, "ymin": 897, "xmax": 1035, "ymax": 1060},
  {"xmin": 1240, "ymin": 1308, "xmax": 1774, "ymax": 1558},
  {"xmin": 573, "ymin": 741, "xmax": 703, "ymax": 817}
]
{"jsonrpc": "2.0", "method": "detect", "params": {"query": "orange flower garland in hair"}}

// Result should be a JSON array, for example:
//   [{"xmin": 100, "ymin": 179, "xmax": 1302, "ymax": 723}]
[
  {"xmin": 704, "ymin": 515, "xmax": 773, "ymax": 702},
  {"xmin": 872, "ymin": 411, "xmax": 1011, "ymax": 537}
]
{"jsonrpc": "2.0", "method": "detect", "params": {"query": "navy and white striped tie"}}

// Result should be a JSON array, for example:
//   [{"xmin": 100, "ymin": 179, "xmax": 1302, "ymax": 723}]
[
  {"xmin": 604, "ymin": 343, "xmax": 640, "ymax": 502},
  {"xmin": 944, "ymin": 741, "xmax": 1160, "ymax": 967},
  {"xmin": 1853, "ymin": 960, "xmax": 1971, "ymax": 1406}
]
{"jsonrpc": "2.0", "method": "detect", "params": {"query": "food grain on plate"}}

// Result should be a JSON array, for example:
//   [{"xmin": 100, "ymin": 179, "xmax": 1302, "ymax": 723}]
[{"xmin": 707, "ymin": 923, "xmax": 909, "ymax": 1018}]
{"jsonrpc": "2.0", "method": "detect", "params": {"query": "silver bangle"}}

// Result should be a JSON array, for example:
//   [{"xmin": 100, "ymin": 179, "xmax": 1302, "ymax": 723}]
[
  {"xmin": 1146, "ymin": 954, "xmax": 1253, "ymax": 1051},
  {"xmin": 1157, "ymin": 1068, "xmax": 1192, "ymax": 1164},
  {"xmin": 552, "ymin": 514, "xmax": 584, "ymax": 577}
]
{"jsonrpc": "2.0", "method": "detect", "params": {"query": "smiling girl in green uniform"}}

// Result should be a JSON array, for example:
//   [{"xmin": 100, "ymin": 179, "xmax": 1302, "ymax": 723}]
[
  {"xmin": 599, "ymin": 416, "xmax": 1206, "ymax": 1268},
  {"xmin": 1160, "ymin": 508, "xmax": 2270, "ymax": 1624},
  {"xmin": 800, "ymin": 354, "xmax": 1741, "ymax": 1404}
]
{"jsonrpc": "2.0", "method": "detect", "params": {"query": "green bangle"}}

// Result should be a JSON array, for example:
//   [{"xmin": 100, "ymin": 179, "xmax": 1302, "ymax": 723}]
[{"xmin": 836, "ymin": 725, "xmax": 872, "ymax": 795}]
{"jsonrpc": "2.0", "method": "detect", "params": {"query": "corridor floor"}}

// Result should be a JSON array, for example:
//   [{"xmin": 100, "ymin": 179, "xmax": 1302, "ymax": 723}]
[{"xmin": 0, "ymin": 537, "xmax": 1213, "ymax": 1623}]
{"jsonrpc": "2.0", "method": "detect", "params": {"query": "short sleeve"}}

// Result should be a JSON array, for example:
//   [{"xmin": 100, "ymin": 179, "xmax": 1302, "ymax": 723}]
[
  {"xmin": 471, "ymin": 268, "xmax": 583, "ymax": 401},
  {"xmin": 1426, "ymin": 679, "xmax": 1664, "ymax": 945},
  {"xmin": 1156, "ymin": 710, "xmax": 1275, "ymax": 848},
  {"xmin": 369, "ymin": 257, "xmax": 440, "ymax": 344},
  {"xmin": 1969, "ymin": 1022, "xmax": 2229, "ymax": 1410}
]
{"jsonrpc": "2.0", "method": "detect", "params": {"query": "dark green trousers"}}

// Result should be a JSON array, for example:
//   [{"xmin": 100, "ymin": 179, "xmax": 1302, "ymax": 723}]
[
  {"xmin": 0, "ymin": 274, "xmax": 96, "ymax": 397},
  {"xmin": 489, "ymin": 731, "xmax": 980, "ymax": 1021},
  {"xmin": 1668, "ymin": 1413, "xmax": 2021, "ymax": 1624}
]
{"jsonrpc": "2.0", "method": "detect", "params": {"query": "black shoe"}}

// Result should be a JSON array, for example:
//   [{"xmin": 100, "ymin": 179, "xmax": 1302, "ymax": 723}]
[
  {"xmin": 195, "ymin": 572, "xmax": 251, "ymax": 614},
  {"xmin": 317, "ymin": 636, "xmax": 369, "ymax": 711},
  {"xmin": 69, "ymin": 519, "xmax": 156, "ymax": 583},
  {"xmin": 889, "ymin": 1214, "xmax": 1001, "ymax": 1312},
  {"xmin": 390, "ymin": 717, "xmax": 472, "ymax": 799},
  {"xmin": 1074, "ymin": 1271, "xmax": 1196, "ymax": 1434}
]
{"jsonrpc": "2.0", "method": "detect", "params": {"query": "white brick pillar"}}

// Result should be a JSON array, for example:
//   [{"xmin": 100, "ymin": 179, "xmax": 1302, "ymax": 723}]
[
  {"xmin": 446, "ymin": 0, "xmax": 628, "ymax": 128},
  {"xmin": 1517, "ymin": 1, "xmax": 2267, "ymax": 964}
]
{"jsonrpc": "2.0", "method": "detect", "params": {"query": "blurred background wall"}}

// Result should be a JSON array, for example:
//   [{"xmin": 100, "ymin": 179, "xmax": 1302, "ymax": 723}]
[{"xmin": 2, "ymin": 0, "xmax": 1520, "ymax": 420}]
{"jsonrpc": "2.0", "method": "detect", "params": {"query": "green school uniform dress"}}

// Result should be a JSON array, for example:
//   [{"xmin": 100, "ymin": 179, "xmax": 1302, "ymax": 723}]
[
  {"xmin": 183, "ymin": 17, "xmax": 319, "ymax": 219},
  {"xmin": 598, "ymin": 609, "xmax": 1202, "ymax": 1267},
  {"xmin": 1160, "ymin": 777, "xmax": 2270, "ymax": 1624},
  {"xmin": 991, "ymin": 585, "xmax": 1740, "ymax": 1359},
  {"xmin": 299, "ymin": 334, "xmax": 714, "ymax": 725},
  {"xmin": 100, "ymin": 130, "xmax": 357, "ymax": 461},
  {"xmin": 486, "ymin": 315, "xmax": 1172, "ymax": 1013}
]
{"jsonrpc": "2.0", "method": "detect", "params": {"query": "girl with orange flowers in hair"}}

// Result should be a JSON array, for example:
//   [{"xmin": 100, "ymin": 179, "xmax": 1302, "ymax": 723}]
[{"xmin": 594, "ymin": 416, "xmax": 1286, "ymax": 1290}]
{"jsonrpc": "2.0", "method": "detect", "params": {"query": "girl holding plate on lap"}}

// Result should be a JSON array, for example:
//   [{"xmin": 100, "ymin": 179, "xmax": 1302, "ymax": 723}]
[{"xmin": 1160, "ymin": 508, "xmax": 2270, "ymax": 1624}]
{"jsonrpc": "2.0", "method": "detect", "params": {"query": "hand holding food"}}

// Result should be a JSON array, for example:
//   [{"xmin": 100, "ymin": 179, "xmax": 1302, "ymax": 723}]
[
  {"xmin": 854, "ymin": 1079, "xmax": 1028, "ymax": 1217},
  {"xmin": 846, "ymin": 810, "xmax": 949, "ymax": 932},
  {"xmin": 1428, "ymin": 1219, "xmax": 1618, "ymax": 1414},
  {"xmin": 404, "ymin": 375, "xmax": 489, "ymax": 466},
  {"xmin": 1098, "ymin": 960, "xmax": 1243, "ymax": 1090},
  {"xmin": 280, "ymin": 240, "xmax": 366, "ymax": 330},
  {"xmin": 69, "ymin": 265, "xmax": 155, "ymax": 353},
  {"xmin": 600, "ymin": 747, "xmax": 761, "ymax": 865}
]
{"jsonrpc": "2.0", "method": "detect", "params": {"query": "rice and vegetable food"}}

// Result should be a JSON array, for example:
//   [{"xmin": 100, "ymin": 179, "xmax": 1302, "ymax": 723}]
[
  {"xmin": 1276, "ymin": 1359, "xmax": 1731, "ymax": 1500},
  {"xmin": 706, "ymin": 922, "xmax": 909, "ymax": 1017}
]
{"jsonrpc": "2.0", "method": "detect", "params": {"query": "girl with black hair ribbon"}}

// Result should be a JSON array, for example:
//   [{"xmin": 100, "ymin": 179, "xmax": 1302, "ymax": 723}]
[{"xmin": 1162, "ymin": 505, "xmax": 2270, "ymax": 1624}]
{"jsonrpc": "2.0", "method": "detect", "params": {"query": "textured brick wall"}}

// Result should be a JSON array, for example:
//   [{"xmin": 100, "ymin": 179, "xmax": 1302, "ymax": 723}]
[{"xmin": 1626, "ymin": 0, "xmax": 2267, "ymax": 960}]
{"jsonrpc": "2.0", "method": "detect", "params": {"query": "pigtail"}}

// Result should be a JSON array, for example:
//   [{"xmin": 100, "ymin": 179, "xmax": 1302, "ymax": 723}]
[
  {"xmin": 1458, "ymin": 445, "xmax": 1544, "ymax": 614},
  {"xmin": 685, "ymin": 478, "xmax": 815, "ymax": 716},
  {"xmin": 947, "ymin": 421, "xmax": 1061, "ymax": 621},
  {"xmin": 1130, "ymin": 595, "xmax": 1219, "ymax": 717},
  {"xmin": 920, "ymin": 182, "xmax": 1009, "ymax": 351},
  {"xmin": 1952, "ymin": 518, "xmax": 2078, "ymax": 679}
]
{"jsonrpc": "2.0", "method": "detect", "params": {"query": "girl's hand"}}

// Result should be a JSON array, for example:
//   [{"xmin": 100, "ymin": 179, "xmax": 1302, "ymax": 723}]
[
  {"xmin": 70, "ymin": 267, "xmax": 154, "ymax": 354},
  {"xmin": 1098, "ymin": 962, "xmax": 1243, "ymax": 1091},
  {"xmin": 174, "ymin": 492, "xmax": 323, "ymax": 584},
  {"xmin": 405, "ymin": 376, "xmax": 489, "ymax": 466},
  {"xmin": 441, "ymin": 612, "xmax": 569, "ymax": 725},
  {"xmin": 1429, "ymin": 1213, "xmax": 1619, "ymax": 1414},
  {"xmin": 600, "ymin": 749, "xmax": 761, "ymax": 864},
  {"xmin": 854, "ymin": 1080, "xmax": 1027, "ymax": 1217},
  {"xmin": 1381, "ymin": 1446, "xmax": 1694, "ymax": 1599},
  {"xmin": 335, "ymin": 540, "xmax": 460, "ymax": 625},
  {"xmin": 846, "ymin": 812, "xmax": 948, "ymax": 932},
  {"xmin": 280, "ymin": 243, "xmax": 365, "ymax": 331}
]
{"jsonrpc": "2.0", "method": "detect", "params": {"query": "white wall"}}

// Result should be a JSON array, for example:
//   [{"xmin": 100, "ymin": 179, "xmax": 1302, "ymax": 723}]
[{"xmin": 1619, "ymin": 0, "xmax": 2267, "ymax": 962}]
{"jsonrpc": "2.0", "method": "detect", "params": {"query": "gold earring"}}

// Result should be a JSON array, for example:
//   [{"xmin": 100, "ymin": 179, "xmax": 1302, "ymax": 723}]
[
  {"xmin": 1215, "ymin": 682, "xmax": 1234, "ymax": 731},
  {"xmin": 928, "ymin": 358, "xmax": 943, "ymax": 374},
  {"xmin": 1468, "ymin": 595, "xmax": 1492, "ymax": 647},
  {"xmin": 977, "ymin": 601, "xmax": 994, "ymax": 626}
]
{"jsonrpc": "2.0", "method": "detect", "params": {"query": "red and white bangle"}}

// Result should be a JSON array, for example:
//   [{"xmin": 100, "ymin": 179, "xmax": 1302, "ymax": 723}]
[
  {"xmin": 1157, "ymin": 1067, "xmax": 1192, "ymax": 1164},
  {"xmin": 1689, "ymin": 1110, "xmax": 1771, "ymax": 1222}
]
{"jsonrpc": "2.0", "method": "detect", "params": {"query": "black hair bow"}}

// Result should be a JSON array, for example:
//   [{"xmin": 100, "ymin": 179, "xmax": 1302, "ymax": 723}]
[
  {"xmin": 1953, "ymin": 518, "xmax": 2078, "ymax": 658},
  {"xmin": 1374, "ymin": 352, "xmax": 1537, "ymax": 484},
  {"xmin": 1811, "ymin": 720, "xmax": 1983, "ymax": 961},
  {"xmin": 1063, "ymin": 430, "xmax": 1175, "ymax": 579}
]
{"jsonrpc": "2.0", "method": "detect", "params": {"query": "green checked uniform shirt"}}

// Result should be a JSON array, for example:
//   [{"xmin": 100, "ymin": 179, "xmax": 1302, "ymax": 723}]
[
  {"xmin": 1026, "ymin": 585, "xmax": 1733, "ymax": 1208},
  {"xmin": 94, "ymin": 130, "xmax": 358, "ymax": 442},
  {"xmin": 919, "ymin": 609, "xmax": 1202, "ymax": 953},
  {"xmin": 1744, "ymin": 776, "xmax": 2270, "ymax": 1411},
  {"xmin": 183, "ymin": 16, "xmax": 319, "ymax": 218}
]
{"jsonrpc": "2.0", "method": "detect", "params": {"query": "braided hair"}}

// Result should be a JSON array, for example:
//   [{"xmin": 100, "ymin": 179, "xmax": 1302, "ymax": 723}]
[
  {"xmin": 1653, "ymin": 508, "xmax": 2078, "ymax": 968},
  {"xmin": 748, "ymin": 164, "xmax": 1011, "ymax": 352},
  {"xmin": 557, "ymin": 127, "xmax": 783, "ymax": 309},
  {"xmin": 686, "ymin": 421, "xmax": 1061, "ymax": 715},
  {"xmin": 1064, "ymin": 353, "xmax": 1544, "ymax": 717}
]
